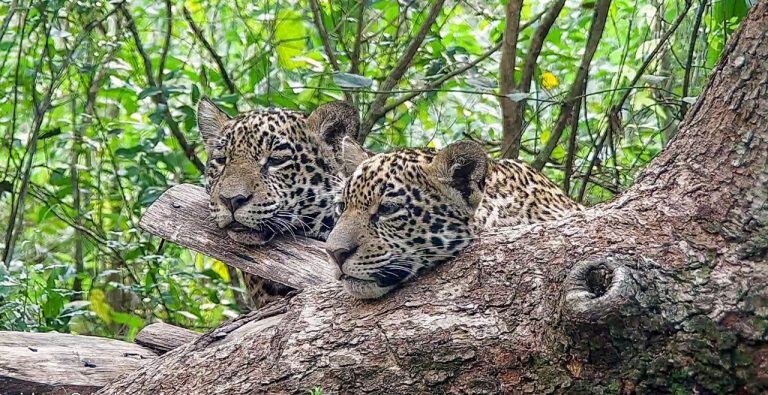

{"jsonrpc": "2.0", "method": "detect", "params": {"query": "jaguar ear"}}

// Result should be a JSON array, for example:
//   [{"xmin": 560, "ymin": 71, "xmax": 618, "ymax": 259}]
[
  {"xmin": 340, "ymin": 136, "xmax": 371, "ymax": 176},
  {"xmin": 431, "ymin": 141, "xmax": 488, "ymax": 209},
  {"xmin": 197, "ymin": 97, "xmax": 231, "ymax": 150},
  {"xmin": 307, "ymin": 101, "xmax": 360, "ymax": 148}
]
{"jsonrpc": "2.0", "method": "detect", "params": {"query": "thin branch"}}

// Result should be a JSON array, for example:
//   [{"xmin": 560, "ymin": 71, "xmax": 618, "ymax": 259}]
[
  {"xmin": 681, "ymin": 0, "xmax": 707, "ymax": 116},
  {"xmin": 364, "ymin": 9, "xmax": 549, "ymax": 118},
  {"xmin": 182, "ymin": 5, "xmax": 238, "ymax": 96},
  {"xmin": 531, "ymin": 0, "xmax": 611, "ymax": 170},
  {"xmin": 120, "ymin": 4, "xmax": 205, "ymax": 173},
  {"xmin": 519, "ymin": 0, "xmax": 566, "ymax": 93},
  {"xmin": 378, "ymin": 42, "xmax": 503, "ymax": 115},
  {"xmin": 307, "ymin": 0, "xmax": 353, "ymax": 102},
  {"xmin": 615, "ymin": 0, "xmax": 694, "ymax": 110},
  {"xmin": 498, "ymin": 0, "xmax": 523, "ymax": 158},
  {"xmin": 157, "ymin": 0, "xmax": 173, "ymax": 87},
  {"xmin": 576, "ymin": 0, "xmax": 695, "ymax": 198},
  {"xmin": 3, "ymin": 6, "xmax": 118, "ymax": 265},
  {"xmin": 350, "ymin": 0, "xmax": 365, "ymax": 75},
  {"xmin": 358, "ymin": 0, "xmax": 447, "ymax": 142}
]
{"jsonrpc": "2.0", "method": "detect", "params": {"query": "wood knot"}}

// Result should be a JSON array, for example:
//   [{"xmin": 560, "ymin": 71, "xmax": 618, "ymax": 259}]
[{"xmin": 562, "ymin": 257, "xmax": 640, "ymax": 323}]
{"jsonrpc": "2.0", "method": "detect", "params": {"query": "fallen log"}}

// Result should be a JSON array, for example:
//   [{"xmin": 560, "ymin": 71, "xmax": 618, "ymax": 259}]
[
  {"xmin": 0, "ymin": 331, "xmax": 156, "ymax": 395},
  {"xmin": 134, "ymin": 322, "xmax": 201, "ymax": 355},
  {"xmin": 139, "ymin": 183, "xmax": 334, "ymax": 289}
]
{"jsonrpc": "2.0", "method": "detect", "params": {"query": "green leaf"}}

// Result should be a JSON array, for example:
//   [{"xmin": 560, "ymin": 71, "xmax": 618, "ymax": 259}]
[
  {"xmin": 275, "ymin": 10, "xmax": 307, "ymax": 69},
  {"xmin": 333, "ymin": 72, "xmax": 373, "ymax": 89},
  {"xmin": 138, "ymin": 87, "xmax": 164, "ymax": 100}
]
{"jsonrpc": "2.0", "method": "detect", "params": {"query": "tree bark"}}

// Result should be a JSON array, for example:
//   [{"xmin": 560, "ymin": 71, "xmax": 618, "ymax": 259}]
[
  {"xmin": 0, "ymin": 331, "xmax": 156, "ymax": 394},
  {"xmin": 100, "ymin": 3, "xmax": 768, "ymax": 393}
]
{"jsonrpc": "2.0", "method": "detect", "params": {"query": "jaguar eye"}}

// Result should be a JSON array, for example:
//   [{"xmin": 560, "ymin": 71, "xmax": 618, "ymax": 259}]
[
  {"xmin": 333, "ymin": 202, "xmax": 346, "ymax": 216},
  {"xmin": 377, "ymin": 202, "xmax": 403, "ymax": 216},
  {"xmin": 212, "ymin": 157, "xmax": 226, "ymax": 165},
  {"xmin": 266, "ymin": 156, "xmax": 290, "ymax": 168}
]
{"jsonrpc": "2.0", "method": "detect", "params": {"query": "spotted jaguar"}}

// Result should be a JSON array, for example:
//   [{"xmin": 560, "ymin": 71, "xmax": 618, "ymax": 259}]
[
  {"xmin": 197, "ymin": 98, "xmax": 358, "ymax": 307},
  {"xmin": 326, "ymin": 138, "xmax": 583, "ymax": 299}
]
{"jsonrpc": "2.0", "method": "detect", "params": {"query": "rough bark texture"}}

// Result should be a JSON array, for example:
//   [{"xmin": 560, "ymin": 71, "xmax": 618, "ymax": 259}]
[
  {"xmin": 0, "ymin": 331, "xmax": 156, "ymax": 394},
  {"xmin": 101, "ymin": 4, "xmax": 768, "ymax": 393},
  {"xmin": 134, "ymin": 322, "xmax": 201, "ymax": 355},
  {"xmin": 139, "ymin": 184, "xmax": 332, "ymax": 290}
]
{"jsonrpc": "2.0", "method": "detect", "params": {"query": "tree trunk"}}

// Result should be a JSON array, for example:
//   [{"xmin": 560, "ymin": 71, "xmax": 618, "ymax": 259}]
[{"xmin": 100, "ymin": 3, "xmax": 768, "ymax": 393}]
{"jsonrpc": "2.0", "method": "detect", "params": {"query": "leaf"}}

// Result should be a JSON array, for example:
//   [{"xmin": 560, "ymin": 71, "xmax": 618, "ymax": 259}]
[
  {"xmin": 138, "ymin": 87, "xmax": 163, "ymax": 100},
  {"xmin": 89, "ymin": 289, "xmax": 112, "ymax": 324},
  {"xmin": 541, "ymin": 72, "xmax": 559, "ymax": 90},
  {"xmin": 275, "ymin": 10, "xmax": 307, "ymax": 69},
  {"xmin": 43, "ymin": 291, "xmax": 64, "ymax": 320},
  {"xmin": 333, "ymin": 72, "xmax": 373, "ymax": 89},
  {"xmin": 506, "ymin": 92, "xmax": 530, "ymax": 102},
  {"xmin": 682, "ymin": 96, "xmax": 698, "ymax": 104},
  {"xmin": 39, "ymin": 127, "xmax": 62, "ymax": 140}
]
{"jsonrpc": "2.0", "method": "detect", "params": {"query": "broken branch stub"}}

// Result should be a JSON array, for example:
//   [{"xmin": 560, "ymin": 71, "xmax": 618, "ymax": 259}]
[{"xmin": 139, "ymin": 184, "xmax": 335, "ymax": 290}]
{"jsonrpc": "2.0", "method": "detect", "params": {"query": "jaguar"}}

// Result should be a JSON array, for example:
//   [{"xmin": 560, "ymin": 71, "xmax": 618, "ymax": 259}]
[
  {"xmin": 326, "ymin": 138, "xmax": 583, "ymax": 299},
  {"xmin": 197, "ymin": 98, "xmax": 358, "ymax": 307}
]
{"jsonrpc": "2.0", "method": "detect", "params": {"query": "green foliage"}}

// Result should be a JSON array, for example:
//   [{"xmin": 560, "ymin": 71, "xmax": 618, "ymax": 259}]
[{"xmin": 0, "ymin": 0, "xmax": 748, "ymax": 337}]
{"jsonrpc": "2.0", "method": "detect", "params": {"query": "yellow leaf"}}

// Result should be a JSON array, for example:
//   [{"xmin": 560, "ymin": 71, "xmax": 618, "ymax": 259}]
[
  {"xmin": 541, "ymin": 71, "xmax": 559, "ymax": 90},
  {"xmin": 89, "ymin": 289, "xmax": 112, "ymax": 324},
  {"xmin": 212, "ymin": 260, "xmax": 231, "ymax": 282}
]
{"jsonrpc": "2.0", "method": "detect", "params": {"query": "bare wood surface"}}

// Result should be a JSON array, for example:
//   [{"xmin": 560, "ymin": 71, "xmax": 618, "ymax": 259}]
[
  {"xmin": 0, "ymin": 331, "xmax": 156, "ymax": 394},
  {"xmin": 134, "ymin": 322, "xmax": 200, "ymax": 354},
  {"xmin": 139, "ymin": 184, "xmax": 335, "ymax": 290}
]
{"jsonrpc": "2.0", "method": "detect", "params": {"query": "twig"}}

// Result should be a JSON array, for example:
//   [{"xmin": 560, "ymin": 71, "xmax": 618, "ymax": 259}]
[
  {"xmin": 531, "ymin": 0, "xmax": 611, "ymax": 170},
  {"xmin": 681, "ymin": 0, "xmax": 706, "ymax": 116},
  {"xmin": 576, "ymin": 0, "xmax": 695, "ymax": 199},
  {"xmin": 358, "ymin": 0, "xmax": 447, "ymax": 142},
  {"xmin": 120, "ymin": 4, "xmax": 205, "ymax": 173},
  {"xmin": 350, "ymin": 0, "xmax": 365, "ymax": 75},
  {"xmin": 307, "ymin": 0, "xmax": 353, "ymax": 102},
  {"xmin": 157, "ymin": 0, "xmax": 173, "ymax": 87},
  {"xmin": 182, "ymin": 5, "xmax": 238, "ymax": 97}
]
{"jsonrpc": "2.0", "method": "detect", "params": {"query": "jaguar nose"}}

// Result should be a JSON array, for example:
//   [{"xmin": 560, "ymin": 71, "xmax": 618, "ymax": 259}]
[
  {"xmin": 220, "ymin": 193, "xmax": 252, "ymax": 212},
  {"xmin": 327, "ymin": 246, "xmax": 358, "ymax": 268}
]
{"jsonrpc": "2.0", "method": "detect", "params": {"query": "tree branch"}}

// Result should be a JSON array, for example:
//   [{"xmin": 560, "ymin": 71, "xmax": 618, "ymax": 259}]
[
  {"xmin": 307, "ymin": 0, "xmax": 353, "ymax": 102},
  {"xmin": 365, "ymin": 10, "xmax": 550, "ymax": 118},
  {"xmin": 576, "ymin": 0, "xmax": 695, "ymax": 197},
  {"xmin": 498, "ymin": 0, "xmax": 524, "ymax": 158},
  {"xmin": 350, "ymin": 0, "xmax": 365, "ymax": 75},
  {"xmin": 182, "ymin": 6, "xmax": 238, "ymax": 97},
  {"xmin": 357, "ymin": 0, "xmax": 447, "ymax": 142},
  {"xmin": 119, "ymin": 4, "xmax": 205, "ymax": 173},
  {"xmin": 531, "ymin": 0, "xmax": 611, "ymax": 170},
  {"xmin": 681, "ymin": 0, "xmax": 707, "ymax": 116},
  {"xmin": 519, "ymin": 0, "xmax": 566, "ymax": 93},
  {"xmin": 157, "ymin": 0, "xmax": 172, "ymax": 86}
]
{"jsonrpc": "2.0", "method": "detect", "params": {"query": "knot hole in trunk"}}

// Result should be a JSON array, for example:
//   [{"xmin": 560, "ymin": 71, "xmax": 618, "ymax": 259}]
[{"xmin": 562, "ymin": 257, "xmax": 640, "ymax": 323}]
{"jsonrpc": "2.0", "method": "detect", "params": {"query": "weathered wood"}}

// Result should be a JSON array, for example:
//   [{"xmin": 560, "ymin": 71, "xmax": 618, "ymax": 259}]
[
  {"xmin": 0, "ymin": 331, "xmax": 156, "ymax": 395},
  {"xmin": 134, "ymin": 322, "xmax": 200, "ymax": 354},
  {"xmin": 139, "ymin": 183, "xmax": 335, "ymax": 289}
]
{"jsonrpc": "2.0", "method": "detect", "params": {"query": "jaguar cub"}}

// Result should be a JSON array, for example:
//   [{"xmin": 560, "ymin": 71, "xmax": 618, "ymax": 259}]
[
  {"xmin": 197, "ymin": 98, "xmax": 358, "ymax": 307},
  {"xmin": 326, "ymin": 138, "xmax": 582, "ymax": 299}
]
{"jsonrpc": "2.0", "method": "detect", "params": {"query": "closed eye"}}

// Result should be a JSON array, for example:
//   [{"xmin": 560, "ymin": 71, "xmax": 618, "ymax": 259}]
[
  {"xmin": 212, "ymin": 157, "xmax": 226, "ymax": 165},
  {"xmin": 377, "ymin": 202, "xmax": 403, "ymax": 216},
  {"xmin": 266, "ymin": 156, "xmax": 290, "ymax": 168}
]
